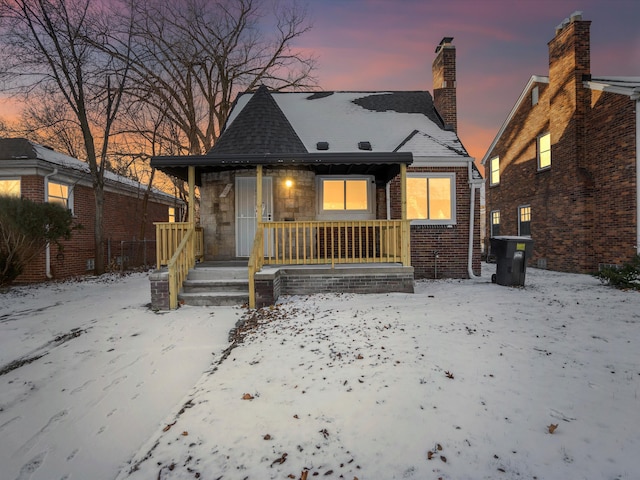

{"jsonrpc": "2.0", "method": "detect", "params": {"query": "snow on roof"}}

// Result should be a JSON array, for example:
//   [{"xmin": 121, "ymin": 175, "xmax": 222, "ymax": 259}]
[
  {"xmin": 227, "ymin": 91, "xmax": 468, "ymax": 158},
  {"xmin": 12, "ymin": 141, "xmax": 177, "ymax": 201}
]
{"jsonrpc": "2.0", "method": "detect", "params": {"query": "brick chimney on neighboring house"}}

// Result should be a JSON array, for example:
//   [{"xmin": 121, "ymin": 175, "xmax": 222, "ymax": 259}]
[
  {"xmin": 548, "ymin": 11, "xmax": 591, "ymax": 168},
  {"xmin": 432, "ymin": 37, "xmax": 457, "ymax": 132}
]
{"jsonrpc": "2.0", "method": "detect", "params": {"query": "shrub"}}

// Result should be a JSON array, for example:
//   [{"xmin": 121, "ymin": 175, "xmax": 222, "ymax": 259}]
[
  {"xmin": 594, "ymin": 255, "xmax": 640, "ymax": 290},
  {"xmin": 0, "ymin": 195, "xmax": 75, "ymax": 286}
]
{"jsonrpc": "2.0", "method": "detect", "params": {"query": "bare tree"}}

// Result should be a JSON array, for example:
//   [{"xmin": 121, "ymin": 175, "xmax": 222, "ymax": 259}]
[
  {"xmin": 106, "ymin": 0, "xmax": 317, "ymax": 155},
  {"xmin": 0, "ymin": 0, "xmax": 132, "ymax": 274}
]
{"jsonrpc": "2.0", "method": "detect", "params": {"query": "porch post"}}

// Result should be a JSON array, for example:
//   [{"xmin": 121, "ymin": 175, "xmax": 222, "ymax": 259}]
[
  {"xmin": 400, "ymin": 163, "xmax": 410, "ymax": 266},
  {"xmin": 400, "ymin": 163, "xmax": 407, "ymax": 221},
  {"xmin": 188, "ymin": 166, "xmax": 195, "ymax": 224},
  {"xmin": 256, "ymin": 165, "xmax": 263, "ymax": 223}
]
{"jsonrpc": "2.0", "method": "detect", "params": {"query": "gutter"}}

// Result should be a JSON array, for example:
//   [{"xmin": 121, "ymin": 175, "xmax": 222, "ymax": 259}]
[{"xmin": 44, "ymin": 168, "xmax": 58, "ymax": 279}]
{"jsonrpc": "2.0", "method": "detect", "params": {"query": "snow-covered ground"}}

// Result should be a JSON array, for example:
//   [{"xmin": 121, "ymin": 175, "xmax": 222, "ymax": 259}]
[{"xmin": 1, "ymin": 264, "xmax": 639, "ymax": 480}]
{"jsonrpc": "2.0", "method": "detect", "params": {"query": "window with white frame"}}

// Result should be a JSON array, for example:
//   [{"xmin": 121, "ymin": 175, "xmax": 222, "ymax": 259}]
[
  {"xmin": 407, "ymin": 173, "xmax": 455, "ymax": 224},
  {"xmin": 0, "ymin": 178, "xmax": 21, "ymax": 197},
  {"xmin": 47, "ymin": 181, "xmax": 73, "ymax": 214},
  {"xmin": 490, "ymin": 156, "xmax": 500, "ymax": 186},
  {"xmin": 317, "ymin": 176, "xmax": 374, "ymax": 219},
  {"xmin": 490, "ymin": 210, "xmax": 500, "ymax": 237},
  {"xmin": 519, "ymin": 205, "xmax": 531, "ymax": 236},
  {"xmin": 538, "ymin": 132, "xmax": 551, "ymax": 170},
  {"xmin": 532, "ymin": 85, "xmax": 539, "ymax": 106}
]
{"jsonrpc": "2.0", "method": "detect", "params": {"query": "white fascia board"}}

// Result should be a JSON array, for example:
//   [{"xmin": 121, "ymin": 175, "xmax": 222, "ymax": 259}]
[
  {"xmin": 585, "ymin": 80, "xmax": 640, "ymax": 99},
  {"xmin": 480, "ymin": 75, "xmax": 550, "ymax": 166},
  {"xmin": 410, "ymin": 156, "xmax": 473, "ymax": 167}
]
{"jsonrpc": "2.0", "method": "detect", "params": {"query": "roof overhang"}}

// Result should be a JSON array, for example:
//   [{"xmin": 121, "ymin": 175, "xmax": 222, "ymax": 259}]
[{"xmin": 151, "ymin": 152, "xmax": 414, "ymax": 186}]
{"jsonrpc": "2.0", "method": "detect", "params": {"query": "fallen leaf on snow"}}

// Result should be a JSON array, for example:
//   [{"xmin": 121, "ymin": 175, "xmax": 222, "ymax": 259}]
[
  {"xmin": 242, "ymin": 393, "xmax": 255, "ymax": 400},
  {"xmin": 181, "ymin": 431, "xmax": 188, "ymax": 436},
  {"xmin": 548, "ymin": 423, "xmax": 559, "ymax": 434},
  {"xmin": 264, "ymin": 434, "xmax": 272, "ymax": 440},
  {"xmin": 270, "ymin": 452, "xmax": 287, "ymax": 466},
  {"xmin": 445, "ymin": 371, "xmax": 454, "ymax": 379},
  {"xmin": 162, "ymin": 421, "xmax": 176, "ymax": 432}
]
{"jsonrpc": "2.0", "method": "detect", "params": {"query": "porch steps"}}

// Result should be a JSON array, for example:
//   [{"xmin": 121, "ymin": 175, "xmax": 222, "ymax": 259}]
[{"xmin": 179, "ymin": 266, "xmax": 249, "ymax": 306}]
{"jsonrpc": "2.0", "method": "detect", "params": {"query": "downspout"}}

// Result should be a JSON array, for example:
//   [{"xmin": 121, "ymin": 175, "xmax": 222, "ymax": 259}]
[
  {"xmin": 44, "ymin": 168, "xmax": 58, "ymax": 279},
  {"xmin": 635, "ymin": 96, "xmax": 640, "ymax": 256},
  {"xmin": 467, "ymin": 161, "xmax": 478, "ymax": 279}
]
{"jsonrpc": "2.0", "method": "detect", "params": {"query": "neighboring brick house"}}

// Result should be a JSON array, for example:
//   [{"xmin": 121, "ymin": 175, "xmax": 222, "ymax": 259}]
[
  {"xmin": 0, "ymin": 137, "xmax": 183, "ymax": 283},
  {"xmin": 482, "ymin": 12, "xmax": 640, "ymax": 273},
  {"xmin": 152, "ymin": 37, "xmax": 483, "ymax": 280}
]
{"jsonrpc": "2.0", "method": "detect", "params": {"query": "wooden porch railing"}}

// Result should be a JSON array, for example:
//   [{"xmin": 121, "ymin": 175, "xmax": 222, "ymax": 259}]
[
  {"xmin": 155, "ymin": 222, "xmax": 204, "ymax": 309},
  {"xmin": 249, "ymin": 220, "xmax": 410, "ymax": 307}
]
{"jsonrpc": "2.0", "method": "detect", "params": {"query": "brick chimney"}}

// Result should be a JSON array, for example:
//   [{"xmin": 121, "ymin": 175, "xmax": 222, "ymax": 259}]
[
  {"xmin": 432, "ymin": 37, "xmax": 457, "ymax": 132},
  {"xmin": 548, "ymin": 12, "xmax": 591, "ymax": 168}
]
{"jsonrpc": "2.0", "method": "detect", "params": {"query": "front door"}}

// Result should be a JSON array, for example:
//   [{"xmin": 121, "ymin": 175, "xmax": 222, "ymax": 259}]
[{"xmin": 235, "ymin": 176, "xmax": 273, "ymax": 257}]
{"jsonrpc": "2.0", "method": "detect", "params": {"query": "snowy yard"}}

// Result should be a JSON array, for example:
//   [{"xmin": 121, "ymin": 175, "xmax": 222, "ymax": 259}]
[{"xmin": 1, "ymin": 264, "xmax": 639, "ymax": 480}]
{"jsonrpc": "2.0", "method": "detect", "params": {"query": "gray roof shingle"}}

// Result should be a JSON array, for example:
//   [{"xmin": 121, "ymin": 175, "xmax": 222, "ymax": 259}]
[{"xmin": 209, "ymin": 85, "xmax": 307, "ymax": 155}]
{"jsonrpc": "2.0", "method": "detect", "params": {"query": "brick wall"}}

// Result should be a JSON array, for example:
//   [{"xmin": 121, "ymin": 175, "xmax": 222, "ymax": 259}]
[
  {"xmin": 432, "ymin": 40, "xmax": 457, "ymax": 132},
  {"xmin": 389, "ymin": 165, "xmax": 481, "ymax": 279},
  {"xmin": 484, "ymin": 16, "xmax": 638, "ymax": 273},
  {"xmin": 15, "ymin": 176, "xmax": 173, "ymax": 283}
]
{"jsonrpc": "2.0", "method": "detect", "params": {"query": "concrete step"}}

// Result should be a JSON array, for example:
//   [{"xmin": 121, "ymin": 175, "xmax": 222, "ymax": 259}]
[
  {"xmin": 187, "ymin": 267, "xmax": 248, "ymax": 281},
  {"xmin": 182, "ymin": 278, "xmax": 249, "ymax": 294},
  {"xmin": 178, "ymin": 291, "xmax": 249, "ymax": 307}
]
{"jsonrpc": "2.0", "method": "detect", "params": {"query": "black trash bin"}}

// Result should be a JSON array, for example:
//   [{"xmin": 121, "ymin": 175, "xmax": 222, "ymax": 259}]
[{"xmin": 490, "ymin": 236, "xmax": 534, "ymax": 286}]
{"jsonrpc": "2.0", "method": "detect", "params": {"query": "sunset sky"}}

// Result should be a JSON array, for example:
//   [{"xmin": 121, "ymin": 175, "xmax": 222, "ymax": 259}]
[
  {"xmin": 297, "ymin": 0, "xmax": 640, "ymax": 162},
  {"xmin": 1, "ymin": 0, "xmax": 638, "ymax": 167}
]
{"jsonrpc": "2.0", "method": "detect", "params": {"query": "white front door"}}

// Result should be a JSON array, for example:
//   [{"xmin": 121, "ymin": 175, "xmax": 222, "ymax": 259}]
[{"xmin": 235, "ymin": 176, "xmax": 273, "ymax": 257}]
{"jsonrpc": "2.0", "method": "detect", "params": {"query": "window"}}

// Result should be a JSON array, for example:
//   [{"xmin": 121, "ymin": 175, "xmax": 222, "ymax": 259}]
[
  {"xmin": 47, "ymin": 181, "xmax": 73, "ymax": 214},
  {"xmin": 490, "ymin": 157, "xmax": 500, "ymax": 186},
  {"xmin": 519, "ymin": 205, "xmax": 531, "ymax": 236},
  {"xmin": 407, "ymin": 173, "xmax": 455, "ymax": 224},
  {"xmin": 538, "ymin": 132, "xmax": 551, "ymax": 170},
  {"xmin": 168, "ymin": 207, "xmax": 176, "ymax": 222},
  {"xmin": 0, "ymin": 178, "xmax": 21, "ymax": 197},
  {"xmin": 490, "ymin": 210, "xmax": 500, "ymax": 237},
  {"xmin": 532, "ymin": 85, "xmax": 539, "ymax": 106},
  {"xmin": 318, "ymin": 176, "xmax": 374, "ymax": 219}
]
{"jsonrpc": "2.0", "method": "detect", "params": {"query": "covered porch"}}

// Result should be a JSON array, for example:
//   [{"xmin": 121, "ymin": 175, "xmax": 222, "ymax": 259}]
[{"xmin": 150, "ymin": 152, "xmax": 414, "ymax": 309}]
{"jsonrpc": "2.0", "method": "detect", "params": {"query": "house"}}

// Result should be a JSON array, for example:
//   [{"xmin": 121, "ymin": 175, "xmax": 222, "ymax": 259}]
[
  {"xmin": 150, "ymin": 38, "xmax": 483, "ymax": 309},
  {"xmin": 482, "ymin": 12, "xmax": 640, "ymax": 273},
  {"xmin": 0, "ymin": 137, "xmax": 183, "ymax": 282}
]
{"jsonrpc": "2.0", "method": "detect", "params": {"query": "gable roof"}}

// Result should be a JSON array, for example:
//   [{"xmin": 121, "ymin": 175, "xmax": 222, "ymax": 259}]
[
  {"xmin": 0, "ymin": 137, "xmax": 179, "ymax": 204},
  {"xmin": 210, "ymin": 85, "xmax": 307, "ymax": 154},
  {"xmin": 225, "ymin": 89, "xmax": 467, "ymax": 157},
  {"xmin": 481, "ymin": 75, "xmax": 640, "ymax": 165},
  {"xmin": 153, "ymin": 86, "xmax": 472, "ymax": 185}
]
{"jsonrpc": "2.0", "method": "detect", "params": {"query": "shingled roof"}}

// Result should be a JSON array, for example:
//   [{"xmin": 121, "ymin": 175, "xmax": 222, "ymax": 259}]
[{"xmin": 209, "ymin": 85, "xmax": 307, "ymax": 155}]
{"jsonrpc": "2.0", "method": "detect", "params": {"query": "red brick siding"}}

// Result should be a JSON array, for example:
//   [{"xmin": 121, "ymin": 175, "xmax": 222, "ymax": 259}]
[
  {"xmin": 14, "ymin": 177, "xmax": 173, "ymax": 283},
  {"xmin": 432, "ymin": 45, "xmax": 457, "ymax": 132},
  {"xmin": 390, "ymin": 166, "xmax": 481, "ymax": 279},
  {"xmin": 484, "ymin": 18, "xmax": 637, "ymax": 273}
]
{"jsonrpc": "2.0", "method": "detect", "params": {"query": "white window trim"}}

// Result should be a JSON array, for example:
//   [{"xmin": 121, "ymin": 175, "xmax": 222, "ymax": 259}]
[
  {"xmin": 407, "ymin": 172, "xmax": 456, "ymax": 226},
  {"xmin": 489, "ymin": 156, "xmax": 500, "ymax": 186},
  {"xmin": 537, "ymin": 132, "xmax": 551, "ymax": 171},
  {"xmin": 532, "ymin": 85, "xmax": 539, "ymax": 106},
  {"xmin": 518, "ymin": 204, "xmax": 531, "ymax": 237},
  {"xmin": 0, "ymin": 177, "xmax": 21, "ymax": 197},
  {"xmin": 316, "ymin": 175, "xmax": 375, "ymax": 220},
  {"xmin": 46, "ymin": 179, "xmax": 74, "ymax": 215},
  {"xmin": 490, "ymin": 209, "xmax": 500, "ymax": 237}
]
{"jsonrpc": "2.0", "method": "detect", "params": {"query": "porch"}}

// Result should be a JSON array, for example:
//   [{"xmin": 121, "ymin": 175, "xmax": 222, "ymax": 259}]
[{"xmin": 150, "ymin": 218, "xmax": 413, "ymax": 310}]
